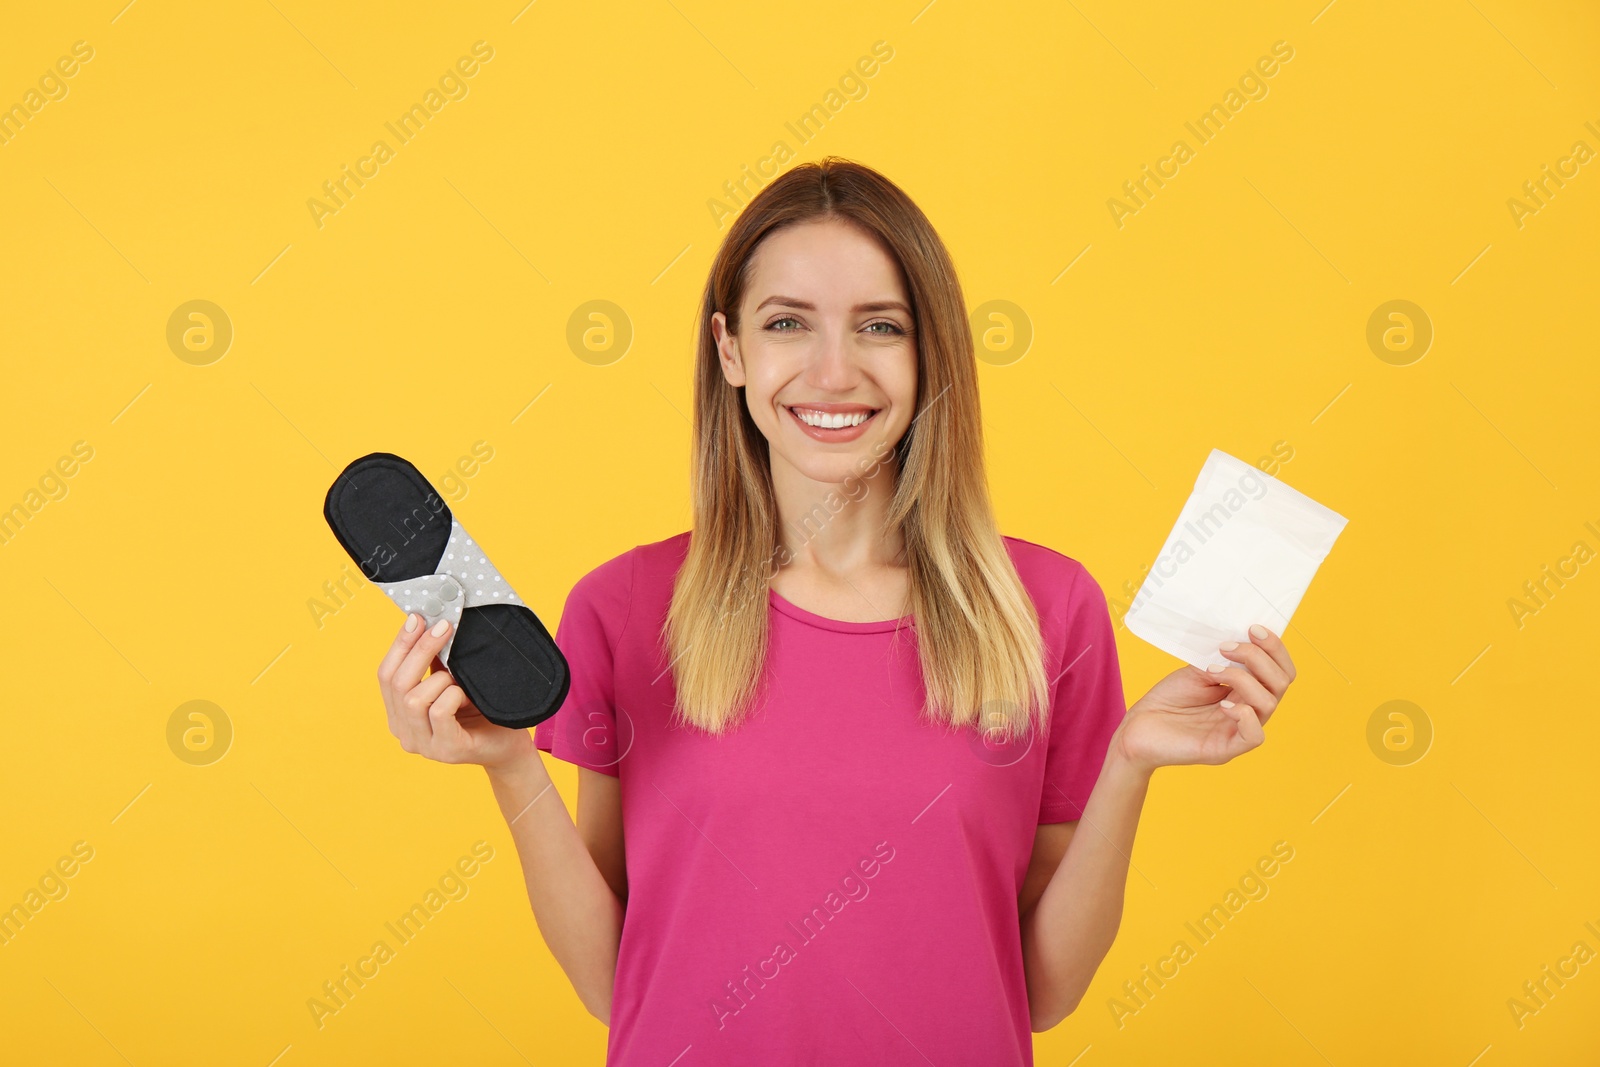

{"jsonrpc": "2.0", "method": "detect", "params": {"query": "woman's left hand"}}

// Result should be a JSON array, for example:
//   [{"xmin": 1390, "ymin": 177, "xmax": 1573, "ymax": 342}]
[{"xmin": 1111, "ymin": 625, "xmax": 1297, "ymax": 775}]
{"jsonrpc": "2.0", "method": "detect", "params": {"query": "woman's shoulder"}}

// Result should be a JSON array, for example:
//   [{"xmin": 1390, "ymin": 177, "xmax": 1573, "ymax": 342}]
[
  {"xmin": 1001, "ymin": 533, "xmax": 1092, "ymax": 580},
  {"xmin": 569, "ymin": 530, "xmax": 691, "ymax": 601},
  {"xmin": 1000, "ymin": 534, "xmax": 1109, "ymax": 618}
]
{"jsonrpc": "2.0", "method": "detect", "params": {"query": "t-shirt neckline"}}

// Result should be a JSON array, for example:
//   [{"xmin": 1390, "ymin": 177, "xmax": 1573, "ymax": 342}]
[{"xmin": 767, "ymin": 586, "xmax": 914, "ymax": 634}]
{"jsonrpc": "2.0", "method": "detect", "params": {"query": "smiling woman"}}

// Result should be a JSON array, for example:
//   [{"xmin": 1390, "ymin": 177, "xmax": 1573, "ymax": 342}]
[
  {"xmin": 678, "ymin": 172, "xmax": 1051, "ymax": 736},
  {"xmin": 375, "ymin": 156, "xmax": 1299, "ymax": 1066}
]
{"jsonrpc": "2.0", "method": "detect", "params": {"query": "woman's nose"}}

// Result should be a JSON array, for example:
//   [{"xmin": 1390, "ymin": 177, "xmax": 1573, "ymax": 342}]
[{"xmin": 806, "ymin": 329, "xmax": 859, "ymax": 389}]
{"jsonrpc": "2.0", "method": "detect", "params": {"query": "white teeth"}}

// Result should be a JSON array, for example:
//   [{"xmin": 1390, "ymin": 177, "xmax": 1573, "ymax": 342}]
[{"xmin": 793, "ymin": 408, "xmax": 870, "ymax": 429}]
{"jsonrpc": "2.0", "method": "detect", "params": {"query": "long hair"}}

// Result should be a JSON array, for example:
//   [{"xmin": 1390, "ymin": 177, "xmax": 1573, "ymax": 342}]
[{"xmin": 662, "ymin": 157, "xmax": 1051, "ymax": 743}]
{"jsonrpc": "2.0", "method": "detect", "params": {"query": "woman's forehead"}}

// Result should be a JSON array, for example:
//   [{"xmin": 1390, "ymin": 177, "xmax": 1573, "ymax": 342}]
[{"xmin": 744, "ymin": 221, "xmax": 907, "ymax": 306}]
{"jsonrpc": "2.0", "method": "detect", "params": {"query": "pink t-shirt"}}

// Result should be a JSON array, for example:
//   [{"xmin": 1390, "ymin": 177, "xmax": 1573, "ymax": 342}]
[{"xmin": 534, "ymin": 531, "xmax": 1127, "ymax": 1065}]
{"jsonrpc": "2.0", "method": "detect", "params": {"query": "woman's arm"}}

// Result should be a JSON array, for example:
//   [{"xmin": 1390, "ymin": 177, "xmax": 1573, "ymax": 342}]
[
  {"xmin": 484, "ymin": 755, "xmax": 626, "ymax": 1024},
  {"xmin": 1022, "ymin": 624, "xmax": 1297, "ymax": 1030},
  {"xmin": 1021, "ymin": 751, "xmax": 1149, "ymax": 1031},
  {"xmin": 376, "ymin": 615, "xmax": 626, "ymax": 1024}
]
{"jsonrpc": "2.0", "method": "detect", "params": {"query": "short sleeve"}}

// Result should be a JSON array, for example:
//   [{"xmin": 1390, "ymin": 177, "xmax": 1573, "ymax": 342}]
[
  {"xmin": 1038, "ymin": 563, "xmax": 1128, "ymax": 824},
  {"xmin": 533, "ymin": 549, "xmax": 636, "ymax": 776}
]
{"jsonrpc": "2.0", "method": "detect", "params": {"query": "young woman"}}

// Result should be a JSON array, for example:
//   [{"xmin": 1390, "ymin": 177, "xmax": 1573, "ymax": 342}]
[{"xmin": 373, "ymin": 157, "xmax": 1295, "ymax": 1064}]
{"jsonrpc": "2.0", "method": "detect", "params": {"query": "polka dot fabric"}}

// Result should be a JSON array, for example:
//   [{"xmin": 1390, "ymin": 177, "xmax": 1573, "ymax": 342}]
[{"xmin": 375, "ymin": 518, "xmax": 523, "ymax": 668}]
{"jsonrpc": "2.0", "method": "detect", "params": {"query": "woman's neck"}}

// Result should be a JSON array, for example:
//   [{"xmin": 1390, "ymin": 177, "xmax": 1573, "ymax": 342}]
[{"xmin": 768, "ymin": 457, "xmax": 909, "ymax": 622}]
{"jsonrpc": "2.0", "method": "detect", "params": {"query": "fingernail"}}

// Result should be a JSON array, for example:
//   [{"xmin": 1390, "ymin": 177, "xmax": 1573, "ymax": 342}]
[
  {"xmin": 1220, "ymin": 700, "xmax": 1236, "ymax": 708},
  {"xmin": 1208, "ymin": 664, "xmax": 1226, "ymax": 673},
  {"xmin": 1220, "ymin": 641, "xmax": 1239, "ymax": 651},
  {"xmin": 404, "ymin": 614, "xmax": 419, "ymax": 633},
  {"xmin": 431, "ymin": 619, "xmax": 450, "ymax": 637},
  {"xmin": 1249, "ymin": 624, "xmax": 1270, "ymax": 639}
]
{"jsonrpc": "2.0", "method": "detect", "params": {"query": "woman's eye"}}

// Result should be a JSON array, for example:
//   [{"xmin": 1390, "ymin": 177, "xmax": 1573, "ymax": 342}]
[{"xmin": 764, "ymin": 317, "xmax": 903, "ymax": 334}]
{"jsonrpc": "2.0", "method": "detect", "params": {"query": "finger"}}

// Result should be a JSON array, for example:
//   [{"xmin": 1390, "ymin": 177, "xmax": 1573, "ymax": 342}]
[
  {"xmin": 1204, "ymin": 663, "xmax": 1277, "ymax": 717},
  {"xmin": 1223, "ymin": 701, "xmax": 1266, "ymax": 751},
  {"xmin": 1219, "ymin": 639, "xmax": 1289, "ymax": 698},
  {"xmin": 433, "ymin": 658, "xmax": 484, "ymax": 718},
  {"xmin": 407, "ymin": 668, "xmax": 457, "ymax": 712},
  {"xmin": 395, "ymin": 668, "xmax": 454, "ymax": 747},
  {"xmin": 426, "ymin": 685, "xmax": 471, "ymax": 756},
  {"xmin": 1189, "ymin": 662, "xmax": 1229, "ymax": 695},
  {"xmin": 1246, "ymin": 624, "xmax": 1296, "ymax": 683},
  {"xmin": 378, "ymin": 614, "xmax": 425, "ymax": 686},
  {"xmin": 394, "ymin": 618, "xmax": 454, "ymax": 694},
  {"xmin": 432, "ymin": 655, "xmax": 482, "ymax": 705}
]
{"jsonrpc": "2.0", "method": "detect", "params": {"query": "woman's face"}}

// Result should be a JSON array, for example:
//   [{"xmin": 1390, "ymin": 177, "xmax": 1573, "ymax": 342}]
[{"xmin": 712, "ymin": 216, "xmax": 918, "ymax": 487}]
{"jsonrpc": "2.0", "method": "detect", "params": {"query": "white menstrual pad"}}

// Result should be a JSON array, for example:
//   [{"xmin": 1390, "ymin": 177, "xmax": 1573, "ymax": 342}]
[{"xmin": 1124, "ymin": 449, "xmax": 1348, "ymax": 668}]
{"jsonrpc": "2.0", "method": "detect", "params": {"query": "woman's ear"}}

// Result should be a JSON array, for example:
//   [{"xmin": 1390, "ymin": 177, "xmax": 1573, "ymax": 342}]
[{"xmin": 711, "ymin": 311, "xmax": 746, "ymax": 387}]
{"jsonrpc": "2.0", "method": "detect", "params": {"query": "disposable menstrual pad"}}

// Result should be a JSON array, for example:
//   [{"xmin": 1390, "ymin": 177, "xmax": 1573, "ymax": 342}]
[
  {"xmin": 1123, "ymin": 449, "xmax": 1348, "ymax": 669},
  {"xmin": 323, "ymin": 452, "xmax": 569, "ymax": 729}
]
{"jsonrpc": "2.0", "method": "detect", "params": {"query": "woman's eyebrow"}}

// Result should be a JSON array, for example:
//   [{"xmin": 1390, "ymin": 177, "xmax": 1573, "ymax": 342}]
[{"xmin": 755, "ymin": 296, "xmax": 911, "ymax": 314}]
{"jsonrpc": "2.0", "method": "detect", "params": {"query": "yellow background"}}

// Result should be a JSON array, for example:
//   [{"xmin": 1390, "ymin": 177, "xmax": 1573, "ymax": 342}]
[{"xmin": 2, "ymin": 0, "xmax": 1596, "ymax": 1063}]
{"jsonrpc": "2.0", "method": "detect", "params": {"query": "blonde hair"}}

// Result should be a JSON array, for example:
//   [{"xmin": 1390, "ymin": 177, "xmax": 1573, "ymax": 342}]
[{"xmin": 663, "ymin": 157, "xmax": 1050, "ymax": 742}]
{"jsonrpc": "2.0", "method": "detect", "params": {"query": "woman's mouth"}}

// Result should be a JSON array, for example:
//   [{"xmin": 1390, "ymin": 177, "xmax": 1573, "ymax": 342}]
[{"xmin": 784, "ymin": 404, "xmax": 879, "ymax": 443}]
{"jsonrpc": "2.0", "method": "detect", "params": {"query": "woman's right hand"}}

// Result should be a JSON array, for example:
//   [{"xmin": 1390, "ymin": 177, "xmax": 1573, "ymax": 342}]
[{"xmin": 376, "ymin": 614, "xmax": 536, "ymax": 771}]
